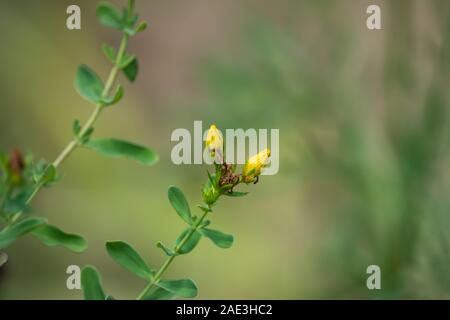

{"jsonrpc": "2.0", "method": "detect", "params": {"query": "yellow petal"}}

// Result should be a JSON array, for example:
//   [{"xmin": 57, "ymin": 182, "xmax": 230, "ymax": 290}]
[
  {"xmin": 205, "ymin": 124, "xmax": 223, "ymax": 154},
  {"xmin": 242, "ymin": 148, "xmax": 271, "ymax": 180}
]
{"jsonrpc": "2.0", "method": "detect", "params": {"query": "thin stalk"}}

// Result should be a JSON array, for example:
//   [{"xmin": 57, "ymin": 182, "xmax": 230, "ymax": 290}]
[
  {"xmin": 8, "ymin": 3, "xmax": 134, "ymax": 225},
  {"xmin": 53, "ymin": 34, "xmax": 129, "ymax": 169},
  {"xmin": 136, "ymin": 208, "xmax": 211, "ymax": 300}
]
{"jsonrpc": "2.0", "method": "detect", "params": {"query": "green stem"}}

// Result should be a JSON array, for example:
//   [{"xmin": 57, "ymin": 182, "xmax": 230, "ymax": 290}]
[
  {"xmin": 136, "ymin": 207, "xmax": 211, "ymax": 300},
  {"xmin": 128, "ymin": 0, "xmax": 135, "ymax": 15},
  {"xmin": 8, "ymin": 13, "xmax": 133, "ymax": 225},
  {"xmin": 54, "ymin": 33, "xmax": 129, "ymax": 169},
  {"xmin": 52, "ymin": 105, "xmax": 103, "ymax": 168}
]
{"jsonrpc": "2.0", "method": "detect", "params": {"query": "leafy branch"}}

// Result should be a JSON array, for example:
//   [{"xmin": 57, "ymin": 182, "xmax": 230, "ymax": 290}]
[
  {"xmin": 0, "ymin": 0, "xmax": 156, "ymax": 260},
  {"xmin": 80, "ymin": 125, "xmax": 271, "ymax": 300}
]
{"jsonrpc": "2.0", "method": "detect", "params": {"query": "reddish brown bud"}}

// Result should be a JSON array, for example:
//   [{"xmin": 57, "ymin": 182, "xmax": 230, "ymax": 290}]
[{"xmin": 9, "ymin": 149, "xmax": 25, "ymax": 176}]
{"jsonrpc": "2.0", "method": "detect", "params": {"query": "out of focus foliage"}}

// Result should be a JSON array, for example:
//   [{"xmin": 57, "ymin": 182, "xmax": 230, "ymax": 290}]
[
  {"xmin": 1, "ymin": 0, "xmax": 450, "ymax": 299},
  {"xmin": 196, "ymin": 2, "xmax": 450, "ymax": 298}
]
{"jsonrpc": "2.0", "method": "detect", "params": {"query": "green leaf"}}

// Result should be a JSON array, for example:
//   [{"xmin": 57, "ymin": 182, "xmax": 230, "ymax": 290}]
[
  {"xmin": 3, "ymin": 187, "xmax": 33, "ymax": 213},
  {"xmin": 207, "ymin": 170, "xmax": 215, "ymax": 185},
  {"xmin": 129, "ymin": 14, "xmax": 139, "ymax": 28},
  {"xmin": 32, "ymin": 224, "xmax": 88, "ymax": 253},
  {"xmin": 168, "ymin": 186, "xmax": 192, "ymax": 224},
  {"xmin": 81, "ymin": 266, "xmax": 106, "ymax": 300},
  {"xmin": 123, "ymin": 57, "xmax": 138, "ymax": 82},
  {"xmin": 224, "ymin": 191, "xmax": 249, "ymax": 197},
  {"xmin": 106, "ymin": 241, "xmax": 153, "ymax": 280},
  {"xmin": 102, "ymin": 44, "xmax": 136, "ymax": 71},
  {"xmin": 101, "ymin": 43, "xmax": 116, "ymax": 64},
  {"xmin": 0, "ymin": 252, "xmax": 7, "ymax": 268},
  {"xmin": 73, "ymin": 119, "xmax": 81, "ymax": 136},
  {"xmin": 142, "ymin": 286, "xmax": 175, "ymax": 300},
  {"xmin": 156, "ymin": 241, "xmax": 176, "ymax": 257},
  {"xmin": 111, "ymin": 85, "xmax": 124, "ymax": 104},
  {"xmin": 135, "ymin": 21, "xmax": 148, "ymax": 33},
  {"xmin": 96, "ymin": 2, "xmax": 123, "ymax": 31},
  {"xmin": 122, "ymin": 8, "xmax": 138, "ymax": 31},
  {"xmin": 32, "ymin": 162, "xmax": 57, "ymax": 186},
  {"xmin": 42, "ymin": 165, "xmax": 57, "ymax": 185},
  {"xmin": 175, "ymin": 228, "xmax": 201, "ymax": 254},
  {"xmin": 124, "ymin": 26, "xmax": 136, "ymax": 36},
  {"xmin": 197, "ymin": 204, "xmax": 212, "ymax": 213},
  {"xmin": 124, "ymin": 21, "xmax": 148, "ymax": 36},
  {"xmin": 100, "ymin": 85, "xmax": 124, "ymax": 106},
  {"xmin": 79, "ymin": 127, "xmax": 95, "ymax": 145},
  {"xmin": 85, "ymin": 138, "xmax": 158, "ymax": 166},
  {"xmin": 157, "ymin": 279, "xmax": 198, "ymax": 298},
  {"xmin": 75, "ymin": 65, "xmax": 104, "ymax": 104},
  {"xmin": 105, "ymin": 295, "xmax": 115, "ymax": 300},
  {"xmin": 200, "ymin": 220, "xmax": 211, "ymax": 228},
  {"xmin": 0, "ymin": 217, "xmax": 47, "ymax": 249},
  {"xmin": 199, "ymin": 228, "xmax": 234, "ymax": 249},
  {"xmin": 119, "ymin": 54, "xmax": 136, "ymax": 69}
]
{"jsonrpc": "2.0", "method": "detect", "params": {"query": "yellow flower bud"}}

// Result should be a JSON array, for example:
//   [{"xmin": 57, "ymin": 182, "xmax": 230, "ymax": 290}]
[
  {"xmin": 242, "ymin": 148, "xmax": 271, "ymax": 183},
  {"xmin": 205, "ymin": 124, "xmax": 223, "ymax": 162}
]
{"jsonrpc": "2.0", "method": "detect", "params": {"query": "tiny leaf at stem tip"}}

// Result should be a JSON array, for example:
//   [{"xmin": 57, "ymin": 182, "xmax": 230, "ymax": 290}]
[
  {"xmin": 72, "ymin": 119, "xmax": 81, "ymax": 136},
  {"xmin": 197, "ymin": 204, "xmax": 212, "ymax": 213},
  {"xmin": 136, "ymin": 21, "xmax": 148, "ymax": 33},
  {"xmin": 157, "ymin": 241, "xmax": 177, "ymax": 257}
]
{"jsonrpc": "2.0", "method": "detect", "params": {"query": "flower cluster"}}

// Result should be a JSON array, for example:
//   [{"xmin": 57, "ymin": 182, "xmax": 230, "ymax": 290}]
[
  {"xmin": 80, "ymin": 123, "xmax": 271, "ymax": 300},
  {"xmin": 203, "ymin": 124, "xmax": 271, "ymax": 205}
]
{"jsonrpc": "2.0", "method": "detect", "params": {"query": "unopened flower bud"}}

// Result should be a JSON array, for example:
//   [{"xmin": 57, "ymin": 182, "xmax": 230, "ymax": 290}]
[
  {"xmin": 242, "ymin": 148, "xmax": 271, "ymax": 183},
  {"xmin": 9, "ymin": 149, "xmax": 24, "ymax": 185},
  {"xmin": 202, "ymin": 179, "xmax": 220, "ymax": 205},
  {"xmin": 205, "ymin": 124, "xmax": 223, "ymax": 163}
]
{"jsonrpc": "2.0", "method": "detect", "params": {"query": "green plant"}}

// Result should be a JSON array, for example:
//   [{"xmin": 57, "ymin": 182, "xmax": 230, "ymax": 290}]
[
  {"xmin": 0, "ymin": 0, "xmax": 156, "ymax": 262},
  {"xmin": 80, "ymin": 125, "xmax": 271, "ymax": 299}
]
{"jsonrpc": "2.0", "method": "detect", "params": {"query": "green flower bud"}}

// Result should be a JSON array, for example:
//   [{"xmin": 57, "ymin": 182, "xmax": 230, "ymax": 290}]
[{"xmin": 202, "ymin": 180, "xmax": 220, "ymax": 205}]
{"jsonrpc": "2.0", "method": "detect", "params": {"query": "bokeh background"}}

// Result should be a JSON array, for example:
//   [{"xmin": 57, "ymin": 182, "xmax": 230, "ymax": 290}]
[{"xmin": 1, "ymin": 0, "xmax": 450, "ymax": 299}]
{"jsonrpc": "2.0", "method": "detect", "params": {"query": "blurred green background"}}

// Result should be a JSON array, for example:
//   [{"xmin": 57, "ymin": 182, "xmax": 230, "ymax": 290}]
[{"xmin": 1, "ymin": 0, "xmax": 450, "ymax": 299}]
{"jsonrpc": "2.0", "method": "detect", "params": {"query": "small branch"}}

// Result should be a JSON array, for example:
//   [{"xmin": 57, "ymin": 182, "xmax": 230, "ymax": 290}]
[
  {"xmin": 136, "ymin": 208, "xmax": 211, "ymax": 300},
  {"xmin": 9, "ymin": 10, "xmax": 134, "ymax": 225}
]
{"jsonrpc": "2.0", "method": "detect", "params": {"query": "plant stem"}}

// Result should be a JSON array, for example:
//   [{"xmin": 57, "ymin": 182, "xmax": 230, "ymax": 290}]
[
  {"xmin": 52, "ymin": 105, "xmax": 102, "ymax": 168},
  {"xmin": 54, "ymin": 33, "xmax": 129, "ymax": 169},
  {"xmin": 9, "ymin": 18, "xmax": 132, "ymax": 225},
  {"xmin": 136, "ymin": 208, "xmax": 211, "ymax": 300},
  {"xmin": 128, "ymin": 0, "xmax": 135, "ymax": 15}
]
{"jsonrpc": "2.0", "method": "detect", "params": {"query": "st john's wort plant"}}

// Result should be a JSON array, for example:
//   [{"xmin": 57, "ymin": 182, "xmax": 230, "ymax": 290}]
[
  {"xmin": 80, "ymin": 124, "xmax": 271, "ymax": 300},
  {"xmin": 0, "ymin": 0, "xmax": 156, "ymax": 265}
]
